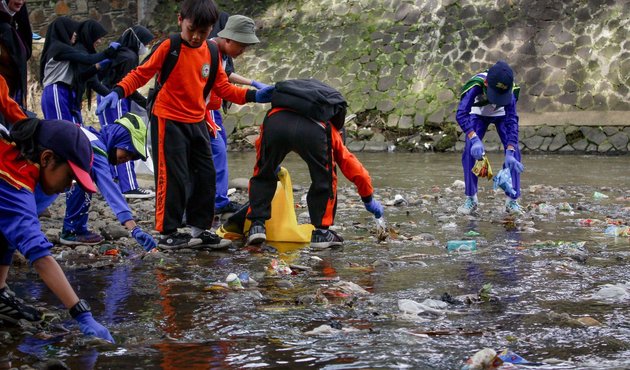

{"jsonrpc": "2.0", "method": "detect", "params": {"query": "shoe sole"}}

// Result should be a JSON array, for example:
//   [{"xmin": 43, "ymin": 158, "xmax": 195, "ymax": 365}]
[
  {"xmin": 124, "ymin": 194, "xmax": 155, "ymax": 199},
  {"xmin": 195, "ymin": 239, "xmax": 233, "ymax": 250},
  {"xmin": 247, "ymin": 233, "xmax": 266, "ymax": 245},
  {"xmin": 158, "ymin": 238, "xmax": 202, "ymax": 251},
  {"xmin": 310, "ymin": 241, "xmax": 344, "ymax": 250},
  {"xmin": 60, "ymin": 238, "xmax": 103, "ymax": 246}
]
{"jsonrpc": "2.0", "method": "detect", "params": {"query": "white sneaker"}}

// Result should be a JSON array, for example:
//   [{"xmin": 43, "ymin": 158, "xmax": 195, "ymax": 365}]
[
  {"xmin": 505, "ymin": 199, "xmax": 524, "ymax": 215},
  {"xmin": 124, "ymin": 188, "xmax": 155, "ymax": 199},
  {"xmin": 457, "ymin": 197, "xmax": 478, "ymax": 215}
]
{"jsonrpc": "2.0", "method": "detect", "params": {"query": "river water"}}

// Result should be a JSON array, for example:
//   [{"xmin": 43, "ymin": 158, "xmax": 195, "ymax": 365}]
[{"xmin": 2, "ymin": 153, "xmax": 630, "ymax": 369}]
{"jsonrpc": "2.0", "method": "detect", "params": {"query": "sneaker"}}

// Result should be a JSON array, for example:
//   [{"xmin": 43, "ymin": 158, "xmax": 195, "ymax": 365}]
[
  {"xmin": 247, "ymin": 221, "xmax": 266, "ymax": 245},
  {"xmin": 196, "ymin": 231, "xmax": 232, "ymax": 249},
  {"xmin": 123, "ymin": 188, "xmax": 155, "ymax": 199},
  {"xmin": 505, "ymin": 199, "xmax": 524, "ymax": 215},
  {"xmin": 215, "ymin": 201, "xmax": 242, "ymax": 215},
  {"xmin": 60, "ymin": 230, "xmax": 104, "ymax": 246},
  {"xmin": 0, "ymin": 287, "xmax": 43, "ymax": 324},
  {"xmin": 310, "ymin": 229, "xmax": 344, "ymax": 250},
  {"xmin": 457, "ymin": 197, "xmax": 478, "ymax": 215},
  {"xmin": 157, "ymin": 232, "xmax": 202, "ymax": 251}
]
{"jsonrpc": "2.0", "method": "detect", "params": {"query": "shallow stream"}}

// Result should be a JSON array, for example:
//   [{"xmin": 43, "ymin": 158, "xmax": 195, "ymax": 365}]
[{"xmin": 2, "ymin": 153, "xmax": 630, "ymax": 369}]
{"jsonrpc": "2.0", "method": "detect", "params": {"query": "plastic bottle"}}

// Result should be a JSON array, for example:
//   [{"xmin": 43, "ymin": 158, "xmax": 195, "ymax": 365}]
[
  {"xmin": 446, "ymin": 240, "xmax": 477, "ymax": 252},
  {"xmin": 225, "ymin": 273, "xmax": 243, "ymax": 289}
]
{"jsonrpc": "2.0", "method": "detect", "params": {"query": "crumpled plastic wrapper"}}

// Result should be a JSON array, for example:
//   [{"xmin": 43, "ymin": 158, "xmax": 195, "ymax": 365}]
[{"xmin": 472, "ymin": 156, "xmax": 493, "ymax": 180}]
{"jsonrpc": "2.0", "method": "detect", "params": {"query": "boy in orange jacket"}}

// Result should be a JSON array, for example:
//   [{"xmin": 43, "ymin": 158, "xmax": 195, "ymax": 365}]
[{"xmin": 98, "ymin": 0, "xmax": 274, "ymax": 250}]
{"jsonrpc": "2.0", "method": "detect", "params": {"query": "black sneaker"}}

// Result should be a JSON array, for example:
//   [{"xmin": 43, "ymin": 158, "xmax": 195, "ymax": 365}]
[
  {"xmin": 196, "ymin": 231, "xmax": 232, "ymax": 250},
  {"xmin": 247, "ymin": 221, "xmax": 266, "ymax": 245},
  {"xmin": 157, "ymin": 232, "xmax": 202, "ymax": 251},
  {"xmin": 215, "ymin": 201, "xmax": 243, "ymax": 215},
  {"xmin": 0, "ymin": 287, "xmax": 43, "ymax": 324},
  {"xmin": 310, "ymin": 229, "xmax": 344, "ymax": 250},
  {"xmin": 123, "ymin": 188, "xmax": 155, "ymax": 199}
]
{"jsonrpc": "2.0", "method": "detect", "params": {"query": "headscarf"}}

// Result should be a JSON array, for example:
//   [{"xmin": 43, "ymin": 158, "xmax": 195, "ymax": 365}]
[
  {"xmin": 100, "ymin": 123, "xmax": 138, "ymax": 165},
  {"xmin": 117, "ymin": 25, "xmax": 153, "ymax": 54},
  {"xmin": 0, "ymin": 1, "xmax": 32, "ymax": 106},
  {"xmin": 103, "ymin": 26, "xmax": 154, "ymax": 87},
  {"xmin": 39, "ymin": 16, "xmax": 79, "ymax": 82},
  {"xmin": 75, "ymin": 19, "xmax": 107, "ymax": 54}
]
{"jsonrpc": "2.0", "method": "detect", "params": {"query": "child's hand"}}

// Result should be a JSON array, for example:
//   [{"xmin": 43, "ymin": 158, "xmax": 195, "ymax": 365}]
[
  {"xmin": 75, "ymin": 312, "xmax": 115, "ymax": 343},
  {"xmin": 469, "ymin": 135, "xmax": 485, "ymax": 160},
  {"xmin": 251, "ymin": 80, "xmax": 270, "ymax": 90},
  {"xmin": 131, "ymin": 226, "xmax": 158, "ymax": 251},
  {"xmin": 504, "ymin": 150, "xmax": 524, "ymax": 173},
  {"xmin": 364, "ymin": 199, "xmax": 384, "ymax": 218},
  {"xmin": 96, "ymin": 91, "xmax": 119, "ymax": 114},
  {"xmin": 255, "ymin": 85, "xmax": 275, "ymax": 103}
]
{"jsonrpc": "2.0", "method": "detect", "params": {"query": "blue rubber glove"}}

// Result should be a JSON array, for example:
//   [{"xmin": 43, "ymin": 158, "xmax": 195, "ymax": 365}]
[
  {"xmin": 75, "ymin": 312, "xmax": 114, "ymax": 343},
  {"xmin": 255, "ymin": 85, "xmax": 275, "ymax": 103},
  {"xmin": 109, "ymin": 42, "xmax": 121, "ymax": 50},
  {"xmin": 469, "ymin": 135, "xmax": 485, "ymax": 160},
  {"xmin": 251, "ymin": 80, "xmax": 270, "ymax": 90},
  {"xmin": 131, "ymin": 226, "xmax": 157, "ymax": 251},
  {"xmin": 97, "ymin": 58, "xmax": 112, "ymax": 70},
  {"xmin": 504, "ymin": 150, "xmax": 524, "ymax": 173},
  {"xmin": 96, "ymin": 91, "xmax": 119, "ymax": 114},
  {"xmin": 364, "ymin": 199, "xmax": 384, "ymax": 218}
]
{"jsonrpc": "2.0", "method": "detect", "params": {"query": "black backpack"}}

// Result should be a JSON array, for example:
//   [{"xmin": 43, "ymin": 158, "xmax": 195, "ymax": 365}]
[
  {"xmin": 271, "ymin": 79, "xmax": 347, "ymax": 129},
  {"xmin": 145, "ymin": 34, "xmax": 219, "ymax": 120}
]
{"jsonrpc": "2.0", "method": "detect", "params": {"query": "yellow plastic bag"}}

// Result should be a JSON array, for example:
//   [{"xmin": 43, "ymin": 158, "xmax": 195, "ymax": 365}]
[
  {"xmin": 472, "ymin": 155, "xmax": 493, "ymax": 180},
  {"xmin": 217, "ymin": 167, "xmax": 314, "ymax": 242}
]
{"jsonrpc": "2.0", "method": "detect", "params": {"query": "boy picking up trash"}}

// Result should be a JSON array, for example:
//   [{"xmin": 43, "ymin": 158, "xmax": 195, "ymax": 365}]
[{"xmin": 0, "ymin": 118, "xmax": 113, "ymax": 342}]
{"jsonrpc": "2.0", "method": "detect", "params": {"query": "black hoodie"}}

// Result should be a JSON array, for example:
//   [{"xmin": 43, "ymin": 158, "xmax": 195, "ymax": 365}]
[
  {"xmin": 101, "ymin": 26, "xmax": 154, "ymax": 108},
  {"xmin": 0, "ymin": 2, "xmax": 32, "ymax": 107}
]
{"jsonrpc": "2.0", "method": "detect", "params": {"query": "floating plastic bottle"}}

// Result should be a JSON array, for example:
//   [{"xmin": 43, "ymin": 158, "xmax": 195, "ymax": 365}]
[
  {"xmin": 446, "ymin": 240, "xmax": 477, "ymax": 252},
  {"xmin": 225, "ymin": 273, "xmax": 243, "ymax": 289}
]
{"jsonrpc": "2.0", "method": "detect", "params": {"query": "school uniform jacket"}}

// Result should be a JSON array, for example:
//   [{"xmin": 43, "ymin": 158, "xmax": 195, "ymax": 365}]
[
  {"xmin": 0, "ymin": 138, "xmax": 52, "ymax": 264},
  {"xmin": 116, "ymin": 37, "xmax": 256, "ymax": 123},
  {"xmin": 80, "ymin": 127, "xmax": 134, "ymax": 224}
]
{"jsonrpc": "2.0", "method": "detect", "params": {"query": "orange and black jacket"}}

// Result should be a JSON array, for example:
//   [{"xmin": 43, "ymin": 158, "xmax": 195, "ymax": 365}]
[{"xmin": 114, "ymin": 37, "xmax": 256, "ymax": 123}]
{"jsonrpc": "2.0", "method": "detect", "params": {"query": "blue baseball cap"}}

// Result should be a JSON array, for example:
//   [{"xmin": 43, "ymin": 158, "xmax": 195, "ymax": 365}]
[
  {"xmin": 486, "ymin": 61, "xmax": 514, "ymax": 106},
  {"xmin": 37, "ymin": 120, "xmax": 97, "ymax": 193}
]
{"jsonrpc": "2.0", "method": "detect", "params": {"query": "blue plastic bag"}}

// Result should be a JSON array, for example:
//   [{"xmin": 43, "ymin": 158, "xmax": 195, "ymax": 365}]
[{"xmin": 493, "ymin": 168, "xmax": 517, "ymax": 197}]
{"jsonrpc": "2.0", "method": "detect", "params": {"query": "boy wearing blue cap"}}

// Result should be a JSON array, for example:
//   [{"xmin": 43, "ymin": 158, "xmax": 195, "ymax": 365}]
[
  {"xmin": 36, "ymin": 112, "xmax": 158, "ymax": 251},
  {"xmin": 456, "ymin": 60, "xmax": 525, "ymax": 216},
  {"xmin": 0, "ymin": 118, "xmax": 113, "ymax": 342}
]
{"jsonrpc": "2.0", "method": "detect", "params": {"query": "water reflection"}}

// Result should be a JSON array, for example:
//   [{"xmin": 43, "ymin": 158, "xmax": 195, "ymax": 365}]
[{"xmin": 2, "ymin": 153, "xmax": 630, "ymax": 369}]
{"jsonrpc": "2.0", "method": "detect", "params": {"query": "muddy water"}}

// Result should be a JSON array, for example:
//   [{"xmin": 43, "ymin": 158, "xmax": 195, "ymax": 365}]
[{"xmin": 3, "ymin": 153, "xmax": 630, "ymax": 369}]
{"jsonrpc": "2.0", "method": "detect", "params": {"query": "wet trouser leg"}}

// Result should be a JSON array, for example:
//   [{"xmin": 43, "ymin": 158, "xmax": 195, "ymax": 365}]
[
  {"xmin": 495, "ymin": 118, "xmax": 521, "ymax": 199},
  {"xmin": 248, "ymin": 111, "xmax": 333, "ymax": 228},
  {"xmin": 63, "ymin": 184, "xmax": 92, "ymax": 234},
  {"xmin": 96, "ymin": 96, "xmax": 138, "ymax": 193},
  {"xmin": 209, "ymin": 110, "xmax": 230, "ymax": 209},
  {"xmin": 248, "ymin": 115, "xmax": 292, "ymax": 223},
  {"xmin": 462, "ymin": 116, "xmax": 490, "ymax": 197},
  {"xmin": 154, "ymin": 119, "xmax": 216, "ymax": 234},
  {"xmin": 186, "ymin": 121, "xmax": 216, "ymax": 230}
]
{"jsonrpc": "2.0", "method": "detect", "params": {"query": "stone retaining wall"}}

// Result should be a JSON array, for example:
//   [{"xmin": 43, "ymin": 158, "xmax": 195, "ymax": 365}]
[{"xmin": 24, "ymin": 0, "xmax": 630, "ymax": 153}]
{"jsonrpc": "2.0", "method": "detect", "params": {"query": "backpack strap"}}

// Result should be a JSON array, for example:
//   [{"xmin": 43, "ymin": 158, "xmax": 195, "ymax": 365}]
[
  {"xmin": 203, "ymin": 40, "xmax": 220, "ymax": 99},
  {"xmin": 159, "ymin": 34, "xmax": 182, "ymax": 86}
]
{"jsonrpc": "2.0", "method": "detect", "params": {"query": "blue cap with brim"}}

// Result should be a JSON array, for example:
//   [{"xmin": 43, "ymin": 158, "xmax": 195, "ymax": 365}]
[
  {"xmin": 37, "ymin": 120, "xmax": 97, "ymax": 193},
  {"xmin": 486, "ymin": 60, "xmax": 514, "ymax": 106}
]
